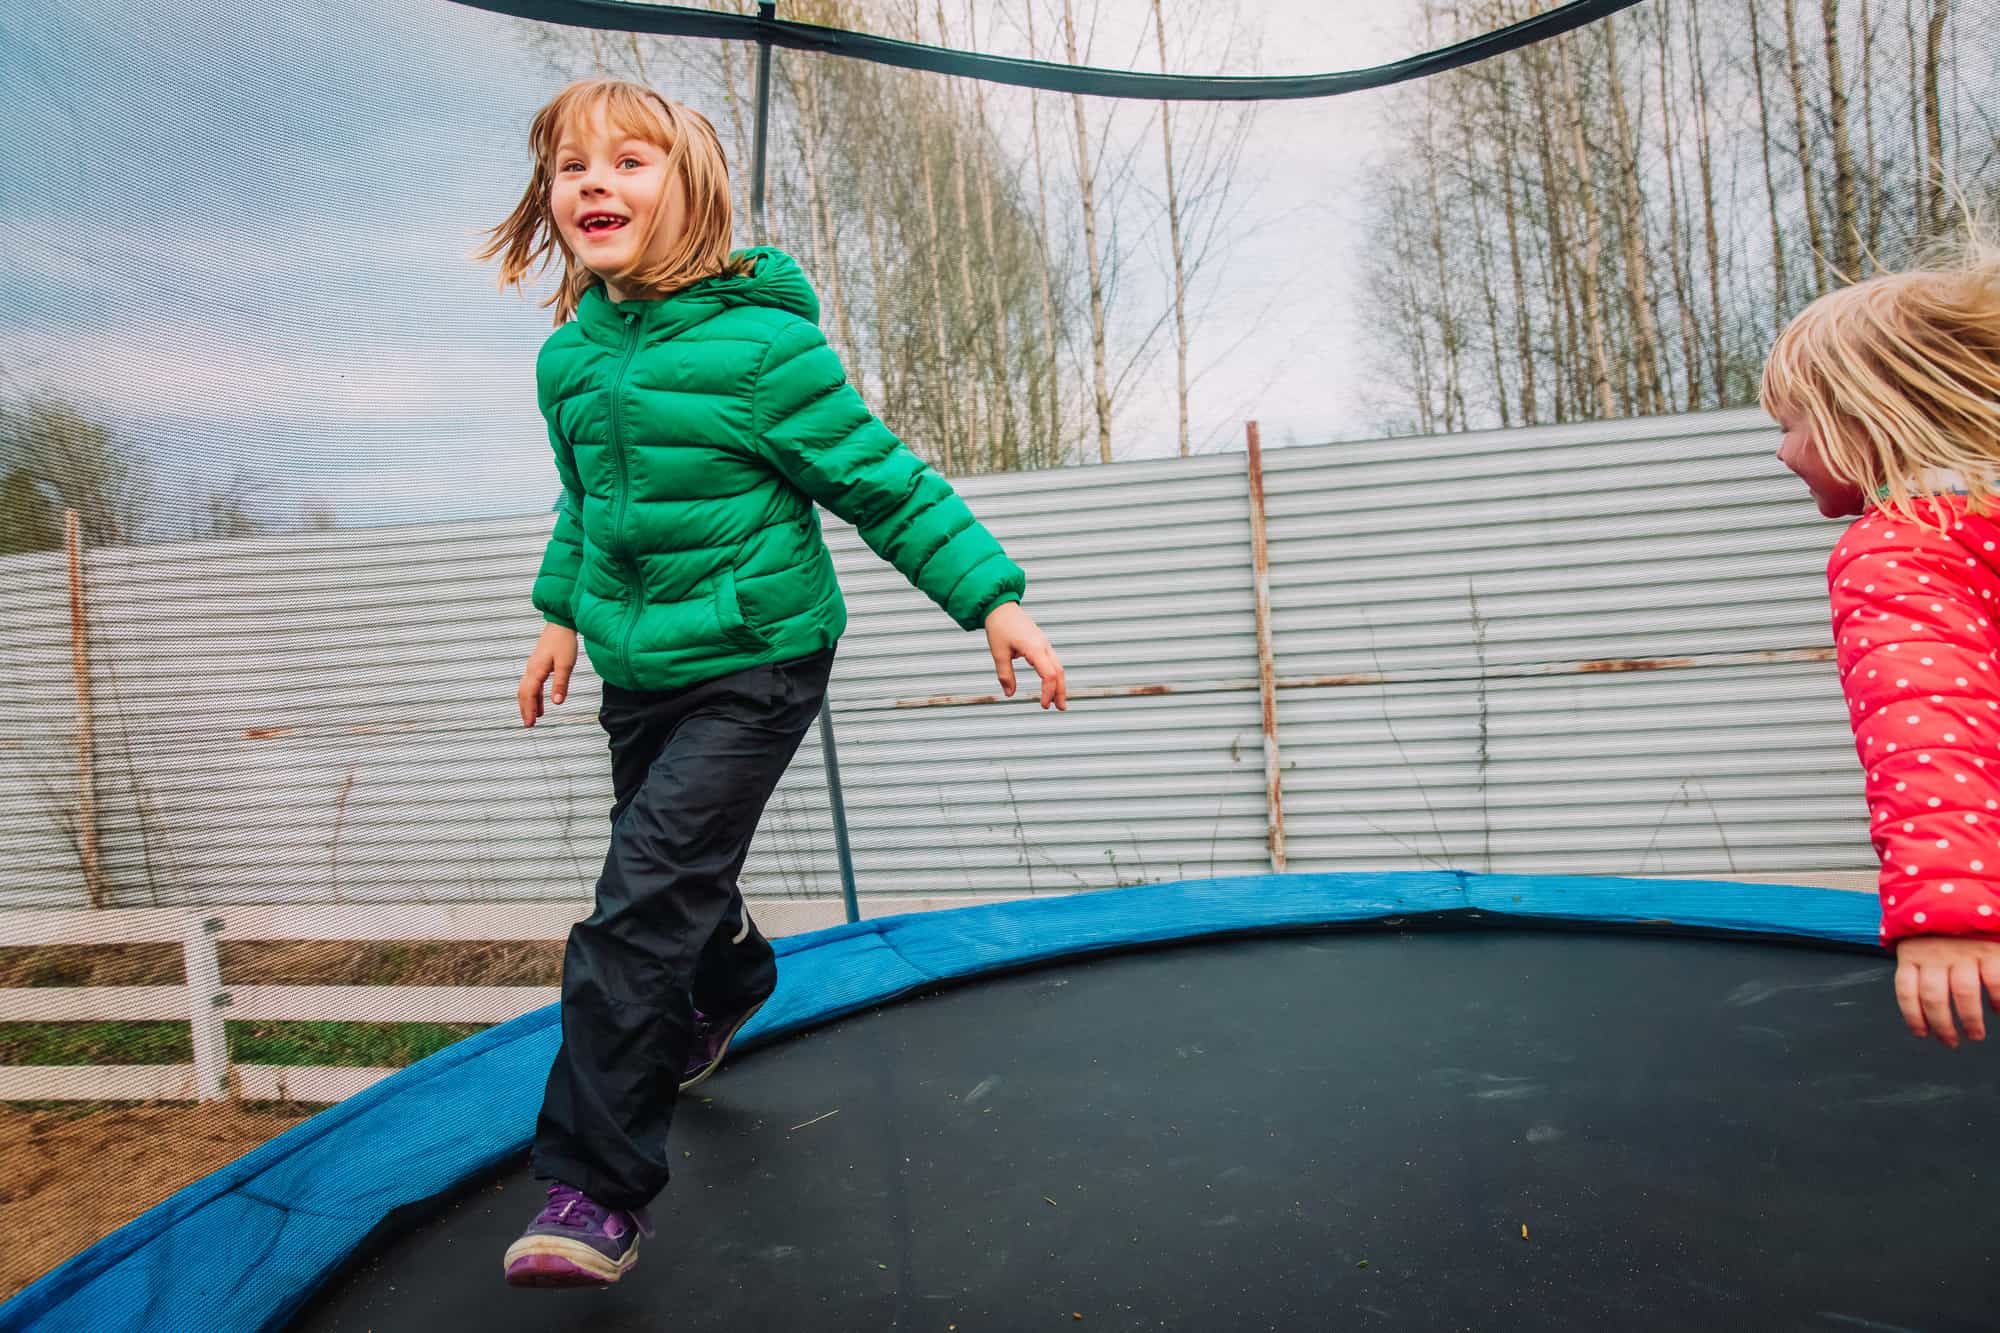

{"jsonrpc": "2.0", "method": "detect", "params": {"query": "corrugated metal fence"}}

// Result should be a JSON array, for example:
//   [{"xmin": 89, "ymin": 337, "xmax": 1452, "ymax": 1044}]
[{"xmin": 0, "ymin": 407, "xmax": 1870, "ymax": 918}]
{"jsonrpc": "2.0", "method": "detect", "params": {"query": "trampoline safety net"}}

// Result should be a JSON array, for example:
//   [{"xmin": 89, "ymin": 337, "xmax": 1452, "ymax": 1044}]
[{"xmin": 1, "ymin": 0, "xmax": 1996, "ymax": 1324}]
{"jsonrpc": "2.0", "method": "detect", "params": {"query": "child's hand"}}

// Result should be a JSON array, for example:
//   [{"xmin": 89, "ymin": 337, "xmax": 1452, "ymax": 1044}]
[
  {"xmin": 984, "ymin": 602, "xmax": 1067, "ymax": 711},
  {"xmin": 1893, "ymin": 935, "xmax": 2000, "ymax": 1048},
  {"xmin": 518, "ymin": 624, "xmax": 578, "ymax": 727}
]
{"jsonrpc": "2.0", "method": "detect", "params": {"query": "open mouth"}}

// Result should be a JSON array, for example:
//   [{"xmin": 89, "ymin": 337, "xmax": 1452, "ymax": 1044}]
[{"xmin": 578, "ymin": 212, "xmax": 629, "ymax": 237}]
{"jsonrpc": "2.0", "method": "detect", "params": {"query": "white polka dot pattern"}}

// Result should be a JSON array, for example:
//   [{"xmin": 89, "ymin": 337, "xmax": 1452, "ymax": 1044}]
[{"xmin": 1830, "ymin": 499, "xmax": 2000, "ymax": 944}]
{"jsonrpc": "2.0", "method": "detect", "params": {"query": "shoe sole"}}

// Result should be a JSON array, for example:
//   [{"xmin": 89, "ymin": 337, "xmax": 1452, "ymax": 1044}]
[
  {"xmin": 502, "ymin": 1235, "xmax": 638, "ymax": 1288},
  {"xmin": 679, "ymin": 998, "xmax": 767, "ymax": 1092}
]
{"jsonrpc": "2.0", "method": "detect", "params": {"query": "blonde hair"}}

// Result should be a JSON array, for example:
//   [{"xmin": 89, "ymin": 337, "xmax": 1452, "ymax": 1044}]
[
  {"xmin": 1761, "ymin": 226, "xmax": 2000, "ymax": 525},
  {"xmin": 477, "ymin": 79, "xmax": 752, "ymax": 323}
]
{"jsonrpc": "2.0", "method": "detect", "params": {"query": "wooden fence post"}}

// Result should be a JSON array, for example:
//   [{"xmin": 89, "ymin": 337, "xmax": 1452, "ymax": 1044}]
[
  {"xmin": 65, "ymin": 510, "xmax": 105, "ymax": 907},
  {"xmin": 1245, "ymin": 423, "xmax": 1287, "ymax": 873}
]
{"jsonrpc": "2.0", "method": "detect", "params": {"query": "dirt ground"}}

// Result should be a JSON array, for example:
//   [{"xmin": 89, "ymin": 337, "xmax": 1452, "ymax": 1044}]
[{"xmin": 0, "ymin": 1100, "xmax": 313, "ymax": 1303}]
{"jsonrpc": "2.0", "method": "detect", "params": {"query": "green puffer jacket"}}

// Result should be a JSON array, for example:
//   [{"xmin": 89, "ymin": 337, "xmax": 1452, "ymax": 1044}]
[{"xmin": 530, "ymin": 247, "xmax": 1026, "ymax": 692}]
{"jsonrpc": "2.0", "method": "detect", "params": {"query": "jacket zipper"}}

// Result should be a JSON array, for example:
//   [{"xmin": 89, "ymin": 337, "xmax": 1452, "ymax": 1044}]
[{"xmin": 610, "ymin": 311, "xmax": 643, "ymax": 681}]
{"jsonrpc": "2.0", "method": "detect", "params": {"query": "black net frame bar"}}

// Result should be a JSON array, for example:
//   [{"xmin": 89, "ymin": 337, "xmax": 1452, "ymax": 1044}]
[{"xmin": 450, "ymin": 0, "xmax": 1646, "ymax": 102}]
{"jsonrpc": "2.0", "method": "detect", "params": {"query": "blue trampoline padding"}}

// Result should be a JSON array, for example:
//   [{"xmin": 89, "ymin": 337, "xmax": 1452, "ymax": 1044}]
[{"xmin": 2, "ymin": 871, "xmax": 1881, "ymax": 1332}]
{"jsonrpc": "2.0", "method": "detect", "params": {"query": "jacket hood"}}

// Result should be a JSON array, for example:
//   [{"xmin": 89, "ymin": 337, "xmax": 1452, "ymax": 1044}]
[
  {"xmin": 692, "ymin": 247, "xmax": 818, "ymax": 321},
  {"xmin": 575, "ymin": 247, "xmax": 819, "ymax": 344}
]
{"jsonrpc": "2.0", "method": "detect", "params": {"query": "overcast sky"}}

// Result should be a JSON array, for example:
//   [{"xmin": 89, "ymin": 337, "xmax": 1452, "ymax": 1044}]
[{"xmin": 2, "ymin": 0, "xmax": 1423, "ymax": 532}]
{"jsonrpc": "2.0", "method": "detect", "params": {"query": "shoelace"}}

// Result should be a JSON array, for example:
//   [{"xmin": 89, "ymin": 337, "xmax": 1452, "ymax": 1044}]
[
  {"xmin": 539, "ymin": 1183, "xmax": 607, "ymax": 1229},
  {"xmin": 537, "ymin": 1183, "xmax": 655, "ymax": 1238}
]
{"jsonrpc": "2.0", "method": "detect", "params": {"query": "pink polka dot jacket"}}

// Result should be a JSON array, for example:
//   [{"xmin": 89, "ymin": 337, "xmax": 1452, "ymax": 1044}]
[{"xmin": 1831, "ymin": 497, "xmax": 2000, "ymax": 944}]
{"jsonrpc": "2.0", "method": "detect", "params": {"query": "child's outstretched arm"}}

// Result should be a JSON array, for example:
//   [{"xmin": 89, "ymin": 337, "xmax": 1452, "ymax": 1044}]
[
  {"xmin": 1832, "ymin": 512, "xmax": 2000, "ymax": 1045},
  {"xmin": 753, "ymin": 321, "xmax": 1066, "ymax": 709}
]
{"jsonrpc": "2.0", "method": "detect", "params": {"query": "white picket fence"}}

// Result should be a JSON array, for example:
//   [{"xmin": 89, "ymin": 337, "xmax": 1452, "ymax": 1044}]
[
  {"xmin": 0, "ymin": 896, "xmax": 992, "ymax": 1104},
  {"xmin": 0, "ymin": 873, "xmax": 1875, "ymax": 1104}
]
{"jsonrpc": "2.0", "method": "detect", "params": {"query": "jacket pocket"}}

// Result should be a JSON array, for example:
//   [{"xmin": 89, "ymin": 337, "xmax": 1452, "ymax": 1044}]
[{"xmin": 711, "ymin": 566, "xmax": 770, "ymax": 653}]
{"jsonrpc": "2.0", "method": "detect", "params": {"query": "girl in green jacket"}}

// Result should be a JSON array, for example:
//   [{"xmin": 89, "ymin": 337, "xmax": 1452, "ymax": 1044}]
[{"xmin": 477, "ymin": 78, "xmax": 1066, "ymax": 1289}]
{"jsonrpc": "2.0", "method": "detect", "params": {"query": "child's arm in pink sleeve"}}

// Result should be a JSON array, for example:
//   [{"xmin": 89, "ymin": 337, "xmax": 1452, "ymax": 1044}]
[{"xmin": 1830, "ymin": 511, "xmax": 2000, "ymax": 944}]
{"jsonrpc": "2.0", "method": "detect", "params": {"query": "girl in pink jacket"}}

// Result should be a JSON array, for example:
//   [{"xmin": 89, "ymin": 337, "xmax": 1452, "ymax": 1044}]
[{"xmin": 1763, "ymin": 232, "xmax": 2000, "ymax": 1049}]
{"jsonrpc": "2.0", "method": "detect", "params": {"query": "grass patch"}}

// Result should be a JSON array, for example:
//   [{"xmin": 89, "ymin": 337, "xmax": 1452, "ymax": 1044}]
[
  {"xmin": 223, "ymin": 940, "xmax": 562, "ymax": 987},
  {"xmin": 0, "ymin": 945, "xmax": 182, "ymax": 988},
  {"xmin": 0, "ymin": 1020, "xmax": 490, "ymax": 1068},
  {"xmin": 0, "ymin": 1022, "xmax": 190, "ymax": 1066},
  {"xmin": 227, "ymin": 1021, "xmax": 489, "ymax": 1067}
]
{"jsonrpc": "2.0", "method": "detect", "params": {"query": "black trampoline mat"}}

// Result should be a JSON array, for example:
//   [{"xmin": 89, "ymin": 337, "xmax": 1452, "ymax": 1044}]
[{"xmin": 291, "ymin": 929, "xmax": 2000, "ymax": 1332}]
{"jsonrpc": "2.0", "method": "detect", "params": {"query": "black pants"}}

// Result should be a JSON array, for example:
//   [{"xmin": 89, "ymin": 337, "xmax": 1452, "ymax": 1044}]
[{"xmin": 530, "ymin": 648, "xmax": 834, "ymax": 1209}]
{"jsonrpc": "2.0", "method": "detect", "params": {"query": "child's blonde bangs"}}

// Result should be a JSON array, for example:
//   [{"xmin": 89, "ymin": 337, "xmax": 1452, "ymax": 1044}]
[
  {"xmin": 478, "ymin": 79, "xmax": 750, "ymax": 324},
  {"xmin": 1763, "ymin": 238, "xmax": 2000, "ymax": 529},
  {"xmin": 543, "ymin": 81, "xmax": 678, "ymax": 174}
]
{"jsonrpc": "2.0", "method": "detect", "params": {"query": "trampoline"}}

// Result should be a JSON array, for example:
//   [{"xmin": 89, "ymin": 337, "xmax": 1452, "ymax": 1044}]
[{"xmin": 9, "ymin": 873, "xmax": 1998, "ymax": 1332}]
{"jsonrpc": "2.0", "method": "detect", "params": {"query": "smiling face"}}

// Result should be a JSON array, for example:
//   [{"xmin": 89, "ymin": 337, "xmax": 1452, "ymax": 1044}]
[
  {"xmin": 479, "ymin": 81, "xmax": 743, "ymax": 323},
  {"xmin": 1775, "ymin": 411, "xmax": 1868, "ymax": 518},
  {"xmin": 548, "ymin": 107, "xmax": 689, "ymax": 303}
]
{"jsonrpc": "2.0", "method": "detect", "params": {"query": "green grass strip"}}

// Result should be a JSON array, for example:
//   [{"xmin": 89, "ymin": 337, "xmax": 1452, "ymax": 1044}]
[
  {"xmin": 228, "ymin": 1021, "xmax": 489, "ymax": 1067},
  {"xmin": 0, "ymin": 1022, "xmax": 191, "ymax": 1066},
  {"xmin": 0, "ymin": 1021, "xmax": 490, "ymax": 1068}
]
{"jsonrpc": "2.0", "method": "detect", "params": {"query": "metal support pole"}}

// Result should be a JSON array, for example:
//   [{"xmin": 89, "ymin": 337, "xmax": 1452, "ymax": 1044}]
[
  {"xmin": 749, "ymin": 2, "xmax": 775, "ymax": 245},
  {"xmin": 819, "ymin": 709, "xmax": 861, "ymax": 923},
  {"xmin": 747, "ymin": 2, "xmax": 862, "ymax": 923}
]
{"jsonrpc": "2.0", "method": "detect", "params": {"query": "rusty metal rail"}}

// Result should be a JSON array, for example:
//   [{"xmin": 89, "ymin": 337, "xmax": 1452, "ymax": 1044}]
[{"xmin": 886, "ymin": 646, "xmax": 1837, "ymax": 711}]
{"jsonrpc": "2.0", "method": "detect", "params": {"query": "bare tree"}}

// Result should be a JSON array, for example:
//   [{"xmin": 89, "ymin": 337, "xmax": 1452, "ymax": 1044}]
[
  {"xmin": 1749, "ymin": 0, "xmax": 1791, "ymax": 337},
  {"xmin": 1353, "ymin": 0, "xmax": 1994, "ymax": 435},
  {"xmin": 1422, "ymin": 81, "xmax": 1469, "ymax": 429},
  {"xmin": 932, "ymin": 4, "xmax": 988, "ymax": 466},
  {"xmin": 1821, "ymin": 0, "xmax": 1862, "ymax": 276},
  {"xmin": 1020, "ymin": 0, "xmax": 1067, "ymax": 470},
  {"xmin": 1149, "ymin": 0, "xmax": 1192, "ymax": 456},
  {"xmin": 1556, "ymin": 33, "xmax": 1617, "ymax": 418},
  {"xmin": 1519, "ymin": 29, "xmax": 1581, "ymax": 422},
  {"xmin": 1495, "ymin": 64, "xmax": 1538, "ymax": 424},
  {"xmin": 0, "ymin": 398, "xmax": 151, "ymax": 550},
  {"xmin": 967, "ymin": 23, "xmax": 1022, "ymax": 471},
  {"xmin": 201, "ymin": 469, "xmax": 268, "ymax": 540},
  {"xmin": 1923, "ymin": 0, "xmax": 1950, "ymax": 233},
  {"xmin": 782, "ymin": 56, "xmax": 856, "ymax": 363},
  {"xmin": 1062, "ymin": 0, "xmax": 1114, "ymax": 463},
  {"xmin": 916, "ymin": 81, "xmax": 964, "ymax": 472},
  {"xmin": 1602, "ymin": 18, "xmax": 1667, "ymax": 414},
  {"xmin": 0, "ymin": 466, "xmax": 61, "ymax": 554},
  {"xmin": 514, "ymin": 0, "xmax": 1068, "ymax": 476},
  {"xmin": 1783, "ymin": 0, "xmax": 1829, "ymax": 291},
  {"xmin": 1859, "ymin": 0, "xmax": 1885, "ymax": 253},
  {"xmin": 1459, "ymin": 82, "xmax": 1514, "ymax": 428},
  {"xmin": 1686, "ymin": 3, "xmax": 1729, "ymax": 403}
]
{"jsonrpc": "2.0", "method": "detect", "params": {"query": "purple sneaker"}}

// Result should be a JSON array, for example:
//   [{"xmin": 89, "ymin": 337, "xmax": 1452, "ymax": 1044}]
[
  {"xmin": 680, "ymin": 997, "xmax": 768, "ymax": 1092},
  {"xmin": 502, "ymin": 1183, "xmax": 654, "ymax": 1288}
]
